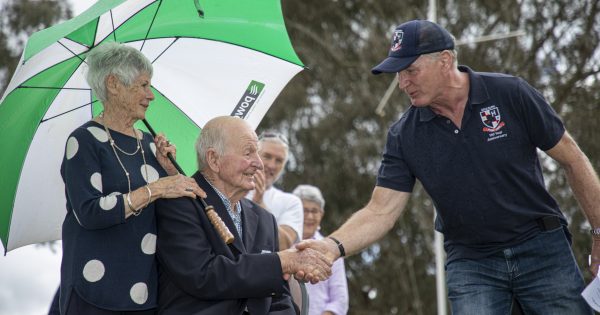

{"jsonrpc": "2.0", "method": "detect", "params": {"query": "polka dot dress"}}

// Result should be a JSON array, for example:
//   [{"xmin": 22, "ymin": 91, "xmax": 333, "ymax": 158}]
[{"xmin": 59, "ymin": 120, "xmax": 166, "ymax": 312}]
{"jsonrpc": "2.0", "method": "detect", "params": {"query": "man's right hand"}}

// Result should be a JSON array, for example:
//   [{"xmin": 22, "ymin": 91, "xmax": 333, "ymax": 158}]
[
  {"xmin": 252, "ymin": 169, "xmax": 266, "ymax": 206},
  {"xmin": 293, "ymin": 239, "xmax": 339, "ymax": 282},
  {"xmin": 277, "ymin": 248, "xmax": 332, "ymax": 284}
]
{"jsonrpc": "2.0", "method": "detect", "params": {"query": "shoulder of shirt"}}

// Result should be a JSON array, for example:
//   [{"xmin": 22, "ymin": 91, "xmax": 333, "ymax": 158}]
[
  {"xmin": 470, "ymin": 68, "xmax": 524, "ymax": 89},
  {"xmin": 268, "ymin": 186, "xmax": 302, "ymax": 202},
  {"xmin": 459, "ymin": 65, "xmax": 523, "ymax": 89},
  {"xmin": 69, "ymin": 120, "xmax": 99, "ymax": 138},
  {"xmin": 388, "ymin": 107, "xmax": 416, "ymax": 134}
]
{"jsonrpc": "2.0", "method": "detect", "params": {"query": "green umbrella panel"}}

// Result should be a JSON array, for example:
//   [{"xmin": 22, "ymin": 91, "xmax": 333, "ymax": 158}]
[{"xmin": 0, "ymin": 0, "xmax": 304, "ymax": 252}]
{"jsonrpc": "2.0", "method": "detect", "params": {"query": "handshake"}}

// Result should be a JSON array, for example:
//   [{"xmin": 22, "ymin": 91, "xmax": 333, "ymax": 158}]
[{"xmin": 276, "ymin": 238, "xmax": 342, "ymax": 284}]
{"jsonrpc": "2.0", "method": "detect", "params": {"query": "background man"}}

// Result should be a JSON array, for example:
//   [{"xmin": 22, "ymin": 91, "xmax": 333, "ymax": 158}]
[
  {"xmin": 155, "ymin": 116, "xmax": 331, "ymax": 315},
  {"xmin": 298, "ymin": 19, "xmax": 600, "ymax": 314},
  {"xmin": 247, "ymin": 132, "xmax": 304, "ymax": 250}
]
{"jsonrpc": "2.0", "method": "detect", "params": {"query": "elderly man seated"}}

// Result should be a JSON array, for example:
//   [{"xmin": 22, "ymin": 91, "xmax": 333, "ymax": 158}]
[{"xmin": 155, "ymin": 116, "xmax": 332, "ymax": 315}]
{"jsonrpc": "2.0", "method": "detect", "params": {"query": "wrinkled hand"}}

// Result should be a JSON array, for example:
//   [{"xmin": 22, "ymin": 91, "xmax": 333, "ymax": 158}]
[
  {"xmin": 278, "ymin": 248, "xmax": 332, "ymax": 284},
  {"xmin": 294, "ymin": 239, "xmax": 340, "ymax": 281},
  {"xmin": 152, "ymin": 174, "xmax": 207, "ymax": 199},
  {"xmin": 154, "ymin": 133, "xmax": 178, "ymax": 176},
  {"xmin": 590, "ymin": 236, "xmax": 600, "ymax": 276}
]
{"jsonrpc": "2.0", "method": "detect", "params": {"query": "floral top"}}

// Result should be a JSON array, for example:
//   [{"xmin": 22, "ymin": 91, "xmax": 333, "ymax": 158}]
[{"xmin": 59, "ymin": 120, "xmax": 166, "ymax": 312}]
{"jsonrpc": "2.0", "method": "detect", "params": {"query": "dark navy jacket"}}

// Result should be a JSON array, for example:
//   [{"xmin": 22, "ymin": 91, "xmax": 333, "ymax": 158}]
[{"xmin": 155, "ymin": 172, "xmax": 295, "ymax": 315}]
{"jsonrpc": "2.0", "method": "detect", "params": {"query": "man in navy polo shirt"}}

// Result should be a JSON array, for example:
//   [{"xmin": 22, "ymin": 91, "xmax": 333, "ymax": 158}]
[{"xmin": 297, "ymin": 20, "xmax": 600, "ymax": 314}]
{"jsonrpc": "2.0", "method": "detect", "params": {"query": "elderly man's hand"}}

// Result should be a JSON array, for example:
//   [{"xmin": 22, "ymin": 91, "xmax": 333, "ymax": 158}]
[
  {"xmin": 277, "ymin": 248, "xmax": 332, "ymax": 284},
  {"xmin": 293, "ymin": 238, "xmax": 340, "ymax": 281}
]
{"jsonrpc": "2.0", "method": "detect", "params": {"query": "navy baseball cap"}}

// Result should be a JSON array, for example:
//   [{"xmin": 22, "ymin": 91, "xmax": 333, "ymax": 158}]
[{"xmin": 372, "ymin": 20, "xmax": 455, "ymax": 74}]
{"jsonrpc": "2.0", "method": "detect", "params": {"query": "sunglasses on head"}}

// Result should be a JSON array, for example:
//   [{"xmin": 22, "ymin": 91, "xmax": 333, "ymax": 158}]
[{"xmin": 258, "ymin": 131, "xmax": 289, "ymax": 145}]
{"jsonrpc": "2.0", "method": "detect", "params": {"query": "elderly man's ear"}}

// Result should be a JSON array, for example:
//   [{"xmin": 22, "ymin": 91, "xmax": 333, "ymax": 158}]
[{"xmin": 206, "ymin": 149, "xmax": 220, "ymax": 172}]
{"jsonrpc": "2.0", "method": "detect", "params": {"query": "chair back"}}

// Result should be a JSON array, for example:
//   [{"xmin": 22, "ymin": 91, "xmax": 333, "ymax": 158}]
[{"xmin": 289, "ymin": 277, "xmax": 310, "ymax": 315}]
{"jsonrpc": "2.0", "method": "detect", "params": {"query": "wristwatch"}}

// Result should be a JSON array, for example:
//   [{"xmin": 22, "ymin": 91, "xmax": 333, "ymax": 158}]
[{"xmin": 591, "ymin": 228, "xmax": 600, "ymax": 236}]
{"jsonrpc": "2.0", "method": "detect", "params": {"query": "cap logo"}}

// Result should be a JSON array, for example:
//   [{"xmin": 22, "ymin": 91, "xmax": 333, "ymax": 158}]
[{"xmin": 390, "ymin": 30, "xmax": 404, "ymax": 52}]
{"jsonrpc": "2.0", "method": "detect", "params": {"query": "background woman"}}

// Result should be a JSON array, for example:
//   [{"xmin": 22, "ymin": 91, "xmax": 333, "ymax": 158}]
[
  {"xmin": 293, "ymin": 185, "xmax": 349, "ymax": 315},
  {"xmin": 59, "ymin": 42, "xmax": 204, "ymax": 314}
]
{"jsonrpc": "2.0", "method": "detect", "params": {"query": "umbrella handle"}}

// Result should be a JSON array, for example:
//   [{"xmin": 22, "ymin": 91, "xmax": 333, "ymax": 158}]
[
  {"xmin": 193, "ymin": 0, "xmax": 205, "ymax": 17},
  {"xmin": 142, "ymin": 119, "xmax": 235, "ymax": 244}
]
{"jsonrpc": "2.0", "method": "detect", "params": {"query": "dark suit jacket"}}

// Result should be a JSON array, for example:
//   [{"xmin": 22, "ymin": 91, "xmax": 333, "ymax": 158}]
[{"xmin": 155, "ymin": 172, "xmax": 296, "ymax": 315}]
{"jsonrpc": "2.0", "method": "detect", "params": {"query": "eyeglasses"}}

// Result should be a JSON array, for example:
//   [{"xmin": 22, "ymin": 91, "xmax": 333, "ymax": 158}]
[
  {"xmin": 258, "ymin": 131, "xmax": 289, "ymax": 145},
  {"xmin": 303, "ymin": 208, "xmax": 322, "ymax": 215}
]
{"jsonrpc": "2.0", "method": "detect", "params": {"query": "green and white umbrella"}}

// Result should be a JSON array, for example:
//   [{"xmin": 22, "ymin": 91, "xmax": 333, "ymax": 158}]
[{"xmin": 0, "ymin": 0, "xmax": 304, "ymax": 252}]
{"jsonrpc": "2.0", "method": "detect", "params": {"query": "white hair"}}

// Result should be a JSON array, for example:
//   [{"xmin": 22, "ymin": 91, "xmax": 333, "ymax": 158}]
[
  {"xmin": 293, "ymin": 184, "xmax": 325, "ymax": 210},
  {"xmin": 195, "ymin": 122, "xmax": 227, "ymax": 171},
  {"xmin": 84, "ymin": 42, "xmax": 153, "ymax": 102},
  {"xmin": 258, "ymin": 131, "xmax": 289, "ymax": 162}
]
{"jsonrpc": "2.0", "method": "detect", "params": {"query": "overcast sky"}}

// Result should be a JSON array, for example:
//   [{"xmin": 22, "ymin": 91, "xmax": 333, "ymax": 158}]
[{"xmin": 0, "ymin": 2, "xmax": 97, "ymax": 314}]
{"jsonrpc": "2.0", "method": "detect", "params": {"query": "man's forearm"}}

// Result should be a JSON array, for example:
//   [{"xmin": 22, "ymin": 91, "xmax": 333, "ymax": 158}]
[
  {"xmin": 278, "ymin": 225, "xmax": 297, "ymax": 250},
  {"xmin": 547, "ymin": 132, "xmax": 600, "ymax": 226},
  {"xmin": 329, "ymin": 205, "xmax": 398, "ymax": 257},
  {"xmin": 563, "ymin": 154, "xmax": 600, "ymax": 226}
]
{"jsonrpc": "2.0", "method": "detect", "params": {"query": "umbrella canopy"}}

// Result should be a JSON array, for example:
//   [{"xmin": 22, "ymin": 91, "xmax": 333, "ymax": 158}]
[{"xmin": 0, "ymin": 0, "xmax": 304, "ymax": 252}]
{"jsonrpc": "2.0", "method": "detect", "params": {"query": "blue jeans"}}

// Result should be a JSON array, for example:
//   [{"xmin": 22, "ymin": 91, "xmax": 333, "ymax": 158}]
[{"xmin": 446, "ymin": 227, "xmax": 592, "ymax": 315}]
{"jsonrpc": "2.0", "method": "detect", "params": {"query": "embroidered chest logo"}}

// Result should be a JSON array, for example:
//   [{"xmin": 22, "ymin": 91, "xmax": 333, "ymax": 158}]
[
  {"xmin": 479, "ymin": 105, "xmax": 508, "ymax": 142},
  {"xmin": 390, "ymin": 30, "xmax": 404, "ymax": 51}
]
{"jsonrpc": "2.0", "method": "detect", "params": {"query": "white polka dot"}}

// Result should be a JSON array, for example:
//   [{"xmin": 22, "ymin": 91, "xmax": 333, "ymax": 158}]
[
  {"xmin": 99, "ymin": 195, "xmax": 117, "ymax": 210},
  {"xmin": 66, "ymin": 137, "xmax": 79, "ymax": 160},
  {"xmin": 90, "ymin": 172, "xmax": 102, "ymax": 192},
  {"xmin": 130, "ymin": 282, "xmax": 148, "ymax": 304},
  {"xmin": 82, "ymin": 259, "xmax": 105, "ymax": 282},
  {"xmin": 149, "ymin": 143, "xmax": 157, "ymax": 157},
  {"xmin": 141, "ymin": 233, "xmax": 156, "ymax": 255},
  {"xmin": 87, "ymin": 126, "xmax": 108, "ymax": 142},
  {"xmin": 141, "ymin": 164, "xmax": 160, "ymax": 183}
]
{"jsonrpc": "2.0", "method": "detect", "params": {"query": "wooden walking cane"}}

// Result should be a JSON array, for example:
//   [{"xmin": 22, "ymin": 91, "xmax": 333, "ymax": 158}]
[{"xmin": 142, "ymin": 119, "xmax": 234, "ymax": 244}]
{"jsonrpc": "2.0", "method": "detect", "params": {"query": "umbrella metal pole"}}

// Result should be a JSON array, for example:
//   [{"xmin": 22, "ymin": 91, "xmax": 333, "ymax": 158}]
[{"xmin": 142, "ymin": 119, "xmax": 234, "ymax": 244}]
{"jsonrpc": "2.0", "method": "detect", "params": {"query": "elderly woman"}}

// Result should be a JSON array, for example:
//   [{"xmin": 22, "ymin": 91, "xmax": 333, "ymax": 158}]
[
  {"xmin": 58, "ymin": 42, "xmax": 204, "ymax": 314},
  {"xmin": 293, "ymin": 185, "xmax": 349, "ymax": 315}
]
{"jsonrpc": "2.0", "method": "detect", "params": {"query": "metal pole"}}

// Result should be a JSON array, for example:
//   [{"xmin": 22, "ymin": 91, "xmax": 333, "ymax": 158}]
[
  {"xmin": 434, "ymin": 221, "xmax": 447, "ymax": 315},
  {"xmin": 375, "ymin": 77, "xmax": 397, "ymax": 117},
  {"xmin": 428, "ymin": 0, "xmax": 437, "ymax": 23}
]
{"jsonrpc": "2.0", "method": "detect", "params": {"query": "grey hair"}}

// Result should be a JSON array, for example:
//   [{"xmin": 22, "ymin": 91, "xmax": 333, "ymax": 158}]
[
  {"xmin": 258, "ymin": 136, "xmax": 289, "ymax": 162},
  {"xmin": 293, "ymin": 184, "xmax": 325, "ymax": 210},
  {"xmin": 84, "ymin": 42, "xmax": 153, "ymax": 103},
  {"xmin": 424, "ymin": 48, "xmax": 458, "ymax": 67}
]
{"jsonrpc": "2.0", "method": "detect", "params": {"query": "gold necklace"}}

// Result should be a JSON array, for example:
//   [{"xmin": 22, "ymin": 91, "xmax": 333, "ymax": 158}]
[
  {"xmin": 99, "ymin": 112, "xmax": 140, "ymax": 156},
  {"xmin": 99, "ymin": 114, "xmax": 149, "ymax": 195},
  {"xmin": 108, "ymin": 130, "xmax": 140, "ymax": 156}
]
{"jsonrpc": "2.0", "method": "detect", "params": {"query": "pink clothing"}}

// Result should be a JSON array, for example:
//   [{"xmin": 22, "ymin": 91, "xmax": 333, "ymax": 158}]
[{"xmin": 306, "ymin": 231, "xmax": 349, "ymax": 315}]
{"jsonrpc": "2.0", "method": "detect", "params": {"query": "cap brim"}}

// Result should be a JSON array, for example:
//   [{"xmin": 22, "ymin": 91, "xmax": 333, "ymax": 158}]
[{"xmin": 371, "ymin": 55, "xmax": 419, "ymax": 74}]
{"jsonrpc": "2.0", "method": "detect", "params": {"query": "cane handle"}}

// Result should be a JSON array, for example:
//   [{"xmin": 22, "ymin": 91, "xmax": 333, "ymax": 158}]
[{"xmin": 205, "ymin": 206, "xmax": 235, "ymax": 244}]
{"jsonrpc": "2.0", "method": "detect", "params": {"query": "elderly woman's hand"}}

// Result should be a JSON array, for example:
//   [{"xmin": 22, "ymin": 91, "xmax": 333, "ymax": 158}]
[
  {"xmin": 154, "ymin": 133, "xmax": 178, "ymax": 176},
  {"xmin": 151, "ymin": 174, "xmax": 207, "ymax": 199}
]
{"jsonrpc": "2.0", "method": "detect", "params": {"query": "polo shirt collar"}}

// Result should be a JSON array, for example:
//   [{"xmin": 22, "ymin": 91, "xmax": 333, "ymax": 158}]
[
  {"xmin": 416, "ymin": 65, "xmax": 490, "ymax": 122},
  {"xmin": 460, "ymin": 65, "xmax": 489, "ymax": 105}
]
